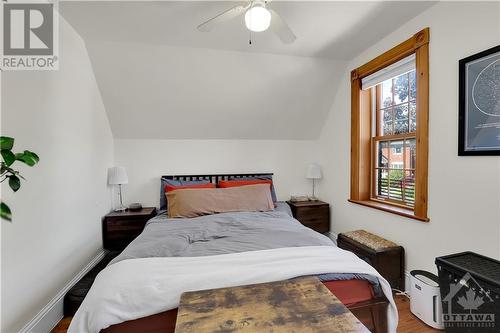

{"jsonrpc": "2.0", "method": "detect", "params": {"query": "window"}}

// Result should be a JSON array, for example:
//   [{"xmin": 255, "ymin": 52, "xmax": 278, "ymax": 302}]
[
  {"xmin": 373, "ymin": 71, "xmax": 416, "ymax": 207},
  {"xmin": 349, "ymin": 28, "xmax": 429, "ymax": 222}
]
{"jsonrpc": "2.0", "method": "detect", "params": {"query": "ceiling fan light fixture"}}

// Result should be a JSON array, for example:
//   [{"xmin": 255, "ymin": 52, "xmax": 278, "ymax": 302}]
[{"xmin": 244, "ymin": 5, "xmax": 271, "ymax": 32}]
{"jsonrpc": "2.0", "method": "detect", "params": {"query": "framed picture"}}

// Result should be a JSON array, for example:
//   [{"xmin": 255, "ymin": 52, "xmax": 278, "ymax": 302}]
[{"xmin": 458, "ymin": 45, "xmax": 500, "ymax": 155}]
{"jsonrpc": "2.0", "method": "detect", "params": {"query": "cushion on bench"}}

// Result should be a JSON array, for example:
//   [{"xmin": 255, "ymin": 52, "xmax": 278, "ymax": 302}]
[{"xmin": 341, "ymin": 230, "xmax": 399, "ymax": 251}]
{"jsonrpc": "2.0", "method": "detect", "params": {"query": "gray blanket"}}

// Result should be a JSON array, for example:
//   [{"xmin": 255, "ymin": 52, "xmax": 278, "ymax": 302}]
[
  {"xmin": 110, "ymin": 203, "xmax": 333, "ymax": 264},
  {"xmin": 109, "ymin": 202, "xmax": 381, "ymax": 295}
]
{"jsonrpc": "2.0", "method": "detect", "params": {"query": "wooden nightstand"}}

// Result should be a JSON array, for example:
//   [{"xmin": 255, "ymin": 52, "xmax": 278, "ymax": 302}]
[
  {"xmin": 286, "ymin": 200, "xmax": 330, "ymax": 233},
  {"xmin": 102, "ymin": 207, "xmax": 157, "ymax": 250}
]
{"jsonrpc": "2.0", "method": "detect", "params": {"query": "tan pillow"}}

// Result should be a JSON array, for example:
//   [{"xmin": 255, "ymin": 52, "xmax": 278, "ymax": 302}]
[{"xmin": 167, "ymin": 184, "xmax": 274, "ymax": 218}]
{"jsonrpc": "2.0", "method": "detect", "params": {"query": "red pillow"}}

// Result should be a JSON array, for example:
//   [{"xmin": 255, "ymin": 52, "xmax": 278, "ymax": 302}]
[
  {"xmin": 165, "ymin": 183, "xmax": 216, "ymax": 193},
  {"xmin": 218, "ymin": 179, "xmax": 272, "ymax": 189}
]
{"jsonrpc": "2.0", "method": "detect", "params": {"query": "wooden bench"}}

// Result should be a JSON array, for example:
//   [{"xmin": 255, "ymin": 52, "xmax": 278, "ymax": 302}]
[
  {"xmin": 175, "ymin": 276, "xmax": 370, "ymax": 333},
  {"xmin": 338, "ymin": 229, "xmax": 405, "ymax": 291}
]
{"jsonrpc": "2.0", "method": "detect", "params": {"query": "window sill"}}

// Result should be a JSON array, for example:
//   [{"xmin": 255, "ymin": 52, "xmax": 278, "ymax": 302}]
[{"xmin": 348, "ymin": 199, "xmax": 429, "ymax": 222}]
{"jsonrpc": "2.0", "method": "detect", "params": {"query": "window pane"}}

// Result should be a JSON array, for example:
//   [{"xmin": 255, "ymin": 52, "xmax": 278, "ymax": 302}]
[
  {"xmin": 381, "ymin": 79, "xmax": 393, "ymax": 108},
  {"xmin": 403, "ymin": 170, "xmax": 415, "ymax": 207},
  {"xmin": 405, "ymin": 138, "xmax": 416, "ymax": 169},
  {"xmin": 409, "ymin": 102, "xmax": 416, "ymax": 132},
  {"xmin": 393, "ymin": 73, "xmax": 409, "ymax": 104},
  {"xmin": 394, "ymin": 104, "xmax": 408, "ymax": 120},
  {"xmin": 377, "ymin": 141, "xmax": 389, "ymax": 168},
  {"xmin": 388, "ymin": 169, "xmax": 404, "ymax": 201},
  {"xmin": 381, "ymin": 108, "xmax": 393, "ymax": 135},
  {"xmin": 376, "ymin": 168, "xmax": 389, "ymax": 198},
  {"xmin": 390, "ymin": 140, "xmax": 404, "ymax": 165},
  {"xmin": 409, "ymin": 70, "xmax": 416, "ymax": 101},
  {"xmin": 375, "ymin": 138, "xmax": 416, "ymax": 207},
  {"xmin": 395, "ymin": 120, "xmax": 409, "ymax": 134},
  {"xmin": 383, "ymin": 107, "xmax": 392, "ymax": 121},
  {"xmin": 394, "ymin": 104, "xmax": 409, "ymax": 134}
]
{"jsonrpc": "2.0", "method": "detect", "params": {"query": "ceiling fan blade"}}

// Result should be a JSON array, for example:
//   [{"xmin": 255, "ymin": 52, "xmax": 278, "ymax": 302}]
[
  {"xmin": 269, "ymin": 9, "xmax": 296, "ymax": 44},
  {"xmin": 197, "ymin": 5, "xmax": 247, "ymax": 32}
]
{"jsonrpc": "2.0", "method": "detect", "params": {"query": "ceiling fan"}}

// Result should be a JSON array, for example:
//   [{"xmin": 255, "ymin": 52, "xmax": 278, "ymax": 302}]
[{"xmin": 197, "ymin": 0, "xmax": 296, "ymax": 44}]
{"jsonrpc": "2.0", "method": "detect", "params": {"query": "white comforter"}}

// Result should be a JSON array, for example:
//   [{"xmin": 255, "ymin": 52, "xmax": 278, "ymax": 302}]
[{"xmin": 69, "ymin": 246, "xmax": 398, "ymax": 333}]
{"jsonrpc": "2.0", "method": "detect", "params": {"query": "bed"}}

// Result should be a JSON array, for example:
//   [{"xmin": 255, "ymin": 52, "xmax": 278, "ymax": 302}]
[{"xmin": 68, "ymin": 173, "xmax": 397, "ymax": 333}]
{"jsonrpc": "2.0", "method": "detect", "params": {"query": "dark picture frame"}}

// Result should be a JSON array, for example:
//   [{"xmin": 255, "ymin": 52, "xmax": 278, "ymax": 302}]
[{"xmin": 458, "ymin": 45, "xmax": 500, "ymax": 155}]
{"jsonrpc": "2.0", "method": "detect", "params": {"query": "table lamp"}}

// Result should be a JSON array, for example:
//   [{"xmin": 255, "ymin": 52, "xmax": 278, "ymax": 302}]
[
  {"xmin": 108, "ymin": 166, "xmax": 128, "ymax": 211},
  {"xmin": 306, "ymin": 163, "xmax": 322, "ymax": 200}
]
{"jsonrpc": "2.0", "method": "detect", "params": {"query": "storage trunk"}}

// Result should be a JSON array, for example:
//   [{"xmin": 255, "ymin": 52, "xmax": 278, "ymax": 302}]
[{"xmin": 337, "ymin": 232, "xmax": 404, "ymax": 290}]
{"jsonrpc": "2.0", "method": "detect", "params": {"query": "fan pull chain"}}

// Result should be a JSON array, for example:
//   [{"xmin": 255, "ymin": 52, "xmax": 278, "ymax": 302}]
[{"xmin": 248, "ymin": 3, "xmax": 253, "ymax": 45}]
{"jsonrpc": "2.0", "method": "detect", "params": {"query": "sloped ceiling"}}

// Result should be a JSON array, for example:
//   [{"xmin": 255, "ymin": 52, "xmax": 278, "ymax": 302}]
[{"xmin": 60, "ymin": 1, "xmax": 435, "ymax": 139}]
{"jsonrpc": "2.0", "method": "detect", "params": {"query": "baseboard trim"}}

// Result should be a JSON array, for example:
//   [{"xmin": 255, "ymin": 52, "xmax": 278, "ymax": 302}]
[{"xmin": 19, "ymin": 250, "xmax": 107, "ymax": 333}]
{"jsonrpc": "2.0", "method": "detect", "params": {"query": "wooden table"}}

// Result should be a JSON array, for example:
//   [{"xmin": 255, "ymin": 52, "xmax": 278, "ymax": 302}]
[{"xmin": 175, "ymin": 276, "xmax": 370, "ymax": 333}]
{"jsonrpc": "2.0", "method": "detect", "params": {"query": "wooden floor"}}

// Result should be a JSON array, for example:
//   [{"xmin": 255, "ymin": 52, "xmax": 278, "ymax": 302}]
[
  {"xmin": 52, "ymin": 295, "xmax": 440, "ymax": 333},
  {"xmin": 52, "ymin": 317, "xmax": 71, "ymax": 333}
]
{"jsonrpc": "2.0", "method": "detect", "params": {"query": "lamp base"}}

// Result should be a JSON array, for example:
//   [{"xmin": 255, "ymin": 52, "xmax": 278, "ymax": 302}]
[
  {"xmin": 114, "ymin": 205, "xmax": 127, "ymax": 212},
  {"xmin": 308, "ymin": 196, "xmax": 319, "ymax": 201}
]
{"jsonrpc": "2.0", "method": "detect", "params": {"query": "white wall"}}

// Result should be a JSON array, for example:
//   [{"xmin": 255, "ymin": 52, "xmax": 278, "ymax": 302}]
[
  {"xmin": 0, "ymin": 17, "xmax": 114, "ymax": 332},
  {"xmin": 318, "ymin": 1, "xmax": 500, "ymax": 275},
  {"xmin": 114, "ymin": 139, "xmax": 319, "ymax": 208},
  {"xmin": 86, "ymin": 41, "xmax": 345, "ymax": 141}
]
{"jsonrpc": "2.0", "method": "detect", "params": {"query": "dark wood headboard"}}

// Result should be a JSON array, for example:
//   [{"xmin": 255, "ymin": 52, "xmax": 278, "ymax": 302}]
[{"xmin": 161, "ymin": 173, "xmax": 273, "ymax": 184}]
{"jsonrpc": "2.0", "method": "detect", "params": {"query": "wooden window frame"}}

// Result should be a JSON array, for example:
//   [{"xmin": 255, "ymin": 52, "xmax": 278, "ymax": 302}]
[{"xmin": 349, "ymin": 28, "xmax": 430, "ymax": 222}]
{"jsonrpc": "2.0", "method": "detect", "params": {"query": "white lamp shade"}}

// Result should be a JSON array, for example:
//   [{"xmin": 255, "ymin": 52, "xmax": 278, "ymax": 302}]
[
  {"xmin": 306, "ymin": 163, "xmax": 322, "ymax": 180},
  {"xmin": 108, "ymin": 166, "xmax": 128, "ymax": 185}
]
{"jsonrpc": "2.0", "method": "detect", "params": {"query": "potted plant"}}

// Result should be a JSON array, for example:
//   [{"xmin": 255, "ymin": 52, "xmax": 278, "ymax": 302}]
[{"xmin": 1, "ymin": 136, "xmax": 39, "ymax": 221}]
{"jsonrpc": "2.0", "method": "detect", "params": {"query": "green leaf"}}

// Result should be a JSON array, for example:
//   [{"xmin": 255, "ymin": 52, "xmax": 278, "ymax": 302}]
[
  {"xmin": 1, "ymin": 202, "xmax": 12, "ymax": 222},
  {"xmin": 16, "ymin": 150, "xmax": 40, "ymax": 166},
  {"xmin": 0, "ymin": 137, "xmax": 14, "ymax": 150},
  {"xmin": 8, "ymin": 175, "xmax": 20, "ymax": 192},
  {"xmin": 1, "ymin": 150, "xmax": 16, "ymax": 166},
  {"xmin": 26, "ymin": 150, "xmax": 39, "ymax": 163}
]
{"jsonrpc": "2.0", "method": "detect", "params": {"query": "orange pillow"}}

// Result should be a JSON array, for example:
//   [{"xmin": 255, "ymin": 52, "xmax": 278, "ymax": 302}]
[
  {"xmin": 165, "ymin": 183, "xmax": 215, "ymax": 193},
  {"xmin": 167, "ymin": 184, "xmax": 274, "ymax": 218}
]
